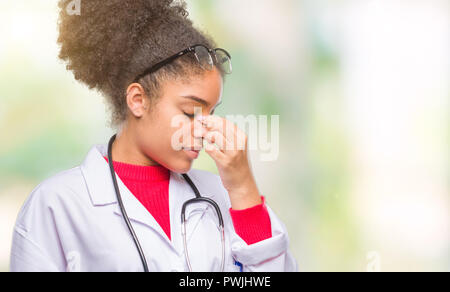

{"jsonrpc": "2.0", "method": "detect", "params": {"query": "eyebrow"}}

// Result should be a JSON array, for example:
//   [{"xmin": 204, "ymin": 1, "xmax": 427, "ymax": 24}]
[{"xmin": 181, "ymin": 95, "xmax": 223, "ymax": 110}]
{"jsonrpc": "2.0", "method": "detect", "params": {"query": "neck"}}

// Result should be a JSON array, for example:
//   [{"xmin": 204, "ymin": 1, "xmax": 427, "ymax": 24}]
[{"xmin": 111, "ymin": 122, "xmax": 159, "ymax": 166}]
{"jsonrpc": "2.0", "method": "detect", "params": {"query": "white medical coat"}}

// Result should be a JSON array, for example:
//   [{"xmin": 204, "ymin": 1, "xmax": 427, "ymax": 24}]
[{"xmin": 10, "ymin": 144, "xmax": 297, "ymax": 272}]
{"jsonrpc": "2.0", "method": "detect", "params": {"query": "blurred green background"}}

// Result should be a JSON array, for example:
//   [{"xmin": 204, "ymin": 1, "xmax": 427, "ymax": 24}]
[{"xmin": 0, "ymin": 0, "xmax": 449, "ymax": 271}]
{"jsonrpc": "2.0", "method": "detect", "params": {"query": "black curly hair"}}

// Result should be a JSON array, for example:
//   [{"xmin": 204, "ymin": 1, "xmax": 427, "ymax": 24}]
[{"xmin": 57, "ymin": 0, "xmax": 224, "ymax": 127}]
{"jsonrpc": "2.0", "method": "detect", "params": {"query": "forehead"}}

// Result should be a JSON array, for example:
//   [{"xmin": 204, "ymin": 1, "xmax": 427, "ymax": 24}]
[{"xmin": 163, "ymin": 68, "xmax": 223, "ymax": 107}]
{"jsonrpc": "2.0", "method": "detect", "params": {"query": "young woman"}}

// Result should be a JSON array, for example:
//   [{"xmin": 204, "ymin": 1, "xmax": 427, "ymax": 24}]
[{"xmin": 10, "ymin": 0, "xmax": 297, "ymax": 272}]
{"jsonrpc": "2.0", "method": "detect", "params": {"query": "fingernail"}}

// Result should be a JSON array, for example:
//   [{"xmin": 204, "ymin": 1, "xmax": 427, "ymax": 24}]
[{"xmin": 205, "ymin": 141, "xmax": 215, "ymax": 151}]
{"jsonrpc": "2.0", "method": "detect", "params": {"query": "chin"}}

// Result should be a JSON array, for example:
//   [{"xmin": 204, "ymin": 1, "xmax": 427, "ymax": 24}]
[
  {"xmin": 172, "ymin": 166, "xmax": 192, "ymax": 174},
  {"xmin": 168, "ymin": 159, "xmax": 193, "ymax": 174}
]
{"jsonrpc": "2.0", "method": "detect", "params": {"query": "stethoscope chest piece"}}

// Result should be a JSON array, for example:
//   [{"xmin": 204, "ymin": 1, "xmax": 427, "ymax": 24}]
[{"xmin": 107, "ymin": 134, "xmax": 225, "ymax": 272}]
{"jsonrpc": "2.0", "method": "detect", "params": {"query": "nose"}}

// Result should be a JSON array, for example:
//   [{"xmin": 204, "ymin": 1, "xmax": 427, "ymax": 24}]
[{"xmin": 190, "ymin": 118, "xmax": 206, "ymax": 150}]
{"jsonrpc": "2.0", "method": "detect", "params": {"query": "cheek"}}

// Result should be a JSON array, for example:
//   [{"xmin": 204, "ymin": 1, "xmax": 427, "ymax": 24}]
[
  {"xmin": 169, "ymin": 119, "xmax": 194, "ymax": 150},
  {"xmin": 140, "ymin": 102, "xmax": 198, "ymax": 167},
  {"xmin": 145, "ymin": 106, "xmax": 188, "ymax": 149}
]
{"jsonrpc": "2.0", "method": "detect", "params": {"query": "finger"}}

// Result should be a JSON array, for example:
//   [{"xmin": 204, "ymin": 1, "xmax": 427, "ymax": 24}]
[
  {"xmin": 204, "ymin": 130, "xmax": 229, "ymax": 152},
  {"xmin": 203, "ymin": 115, "xmax": 237, "ymax": 137},
  {"xmin": 193, "ymin": 118, "xmax": 206, "ymax": 139},
  {"xmin": 203, "ymin": 116, "xmax": 240, "ymax": 150},
  {"xmin": 204, "ymin": 140, "xmax": 226, "ymax": 162},
  {"xmin": 234, "ymin": 128, "xmax": 248, "ymax": 151}
]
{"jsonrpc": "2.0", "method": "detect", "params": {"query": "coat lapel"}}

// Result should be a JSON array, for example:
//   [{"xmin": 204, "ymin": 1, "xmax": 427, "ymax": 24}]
[
  {"xmin": 169, "ymin": 170, "xmax": 218, "ymax": 259},
  {"xmin": 80, "ymin": 144, "xmax": 219, "ymax": 258},
  {"xmin": 111, "ymin": 174, "xmax": 172, "ymax": 243},
  {"xmin": 80, "ymin": 144, "xmax": 172, "ymax": 247}
]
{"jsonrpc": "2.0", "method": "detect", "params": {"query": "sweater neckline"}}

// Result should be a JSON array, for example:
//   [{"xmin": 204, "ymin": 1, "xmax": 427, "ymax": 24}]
[{"xmin": 103, "ymin": 156, "xmax": 170, "ymax": 182}]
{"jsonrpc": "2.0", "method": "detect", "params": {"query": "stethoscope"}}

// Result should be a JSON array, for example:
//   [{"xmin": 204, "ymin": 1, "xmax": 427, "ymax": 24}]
[{"xmin": 107, "ymin": 134, "xmax": 225, "ymax": 272}]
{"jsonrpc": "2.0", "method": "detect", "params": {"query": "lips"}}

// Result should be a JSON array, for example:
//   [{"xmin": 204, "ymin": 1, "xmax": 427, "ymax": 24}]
[{"xmin": 182, "ymin": 147, "xmax": 201, "ymax": 159}]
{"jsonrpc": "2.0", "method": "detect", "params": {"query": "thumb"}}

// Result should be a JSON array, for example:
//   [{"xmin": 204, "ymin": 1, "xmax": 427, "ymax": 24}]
[{"xmin": 204, "ymin": 141, "xmax": 225, "ymax": 163}]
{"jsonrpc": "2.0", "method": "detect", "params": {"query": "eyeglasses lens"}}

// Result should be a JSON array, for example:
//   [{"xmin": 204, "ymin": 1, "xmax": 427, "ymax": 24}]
[
  {"xmin": 214, "ymin": 49, "xmax": 232, "ymax": 74},
  {"xmin": 194, "ymin": 46, "xmax": 214, "ymax": 71}
]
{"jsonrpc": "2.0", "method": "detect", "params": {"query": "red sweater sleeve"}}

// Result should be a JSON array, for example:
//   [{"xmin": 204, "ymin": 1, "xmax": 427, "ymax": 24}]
[{"xmin": 229, "ymin": 196, "xmax": 272, "ymax": 245}]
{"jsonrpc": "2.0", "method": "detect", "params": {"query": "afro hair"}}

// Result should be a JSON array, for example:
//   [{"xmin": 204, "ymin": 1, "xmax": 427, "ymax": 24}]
[{"xmin": 57, "ymin": 0, "xmax": 220, "ymax": 127}]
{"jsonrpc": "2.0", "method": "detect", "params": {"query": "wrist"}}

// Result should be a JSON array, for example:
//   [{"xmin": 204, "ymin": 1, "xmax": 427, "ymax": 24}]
[{"xmin": 228, "ymin": 179, "xmax": 262, "ymax": 210}]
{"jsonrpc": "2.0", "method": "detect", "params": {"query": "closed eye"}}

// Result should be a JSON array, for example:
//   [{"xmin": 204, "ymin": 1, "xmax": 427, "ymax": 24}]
[{"xmin": 183, "ymin": 112, "xmax": 195, "ymax": 119}]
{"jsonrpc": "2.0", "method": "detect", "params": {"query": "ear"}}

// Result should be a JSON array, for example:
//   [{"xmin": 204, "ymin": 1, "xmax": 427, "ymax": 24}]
[{"xmin": 126, "ymin": 83, "xmax": 149, "ymax": 118}]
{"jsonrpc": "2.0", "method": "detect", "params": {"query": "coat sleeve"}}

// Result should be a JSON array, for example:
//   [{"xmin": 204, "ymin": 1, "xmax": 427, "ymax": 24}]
[
  {"xmin": 198, "ymin": 170, "xmax": 298, "ymax": 272},
  {"xmin": 228, "ymin": 203, "xmax": 298, "ymax": 272},
  {"xmin": 10, "ymin": 227, "xmax": 60, "ymax": 272},
  {"xmin": 9, "ymin": 183, "xmax": 66, "ymax": 272}
]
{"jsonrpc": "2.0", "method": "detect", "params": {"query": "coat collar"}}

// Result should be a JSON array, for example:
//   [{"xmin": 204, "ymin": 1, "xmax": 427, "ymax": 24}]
[
  {"xmin": 80, "ymin": 144, "xmax": 216, "ymax": 206},
  {"xmin": 80, "ymin": 144, "xmax": 117, "ymax": 206},
  {"xmin": 79, "ymin": 144, "xmax": 218, "ymax": 253}
]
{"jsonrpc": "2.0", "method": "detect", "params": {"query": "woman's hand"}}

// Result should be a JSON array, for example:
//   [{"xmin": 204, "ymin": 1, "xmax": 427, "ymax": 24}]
[{"xmin": 194, "ymin": 115, "xmax": 262, "ymax": 210}]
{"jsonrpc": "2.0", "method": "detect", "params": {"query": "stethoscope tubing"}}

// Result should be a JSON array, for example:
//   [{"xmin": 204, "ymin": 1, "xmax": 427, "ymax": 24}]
[
  {"xmin": 107, "ymin": 134, "xmax": 225, "ymax": 272},
  {"xmin": 108, "ymin": 134, "xmax": 149, "ymax": 272}
]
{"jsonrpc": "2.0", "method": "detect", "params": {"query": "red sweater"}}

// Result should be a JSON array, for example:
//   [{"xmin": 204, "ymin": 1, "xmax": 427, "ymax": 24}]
[{"xmin": 103, "ymin": 157, "xmax": 272, "ymax": 245}]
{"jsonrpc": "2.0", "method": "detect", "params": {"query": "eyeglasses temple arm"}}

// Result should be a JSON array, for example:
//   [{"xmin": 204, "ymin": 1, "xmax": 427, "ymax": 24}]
[{"xmin": 133, "ymin": 48, "xmax": 192, "ymax": 83}]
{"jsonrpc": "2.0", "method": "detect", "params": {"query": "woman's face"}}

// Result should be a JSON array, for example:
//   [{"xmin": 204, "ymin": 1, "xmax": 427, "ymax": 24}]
[{"xmin": 126, "ymin": 67, "xmax": 223, "ymax": 173}]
